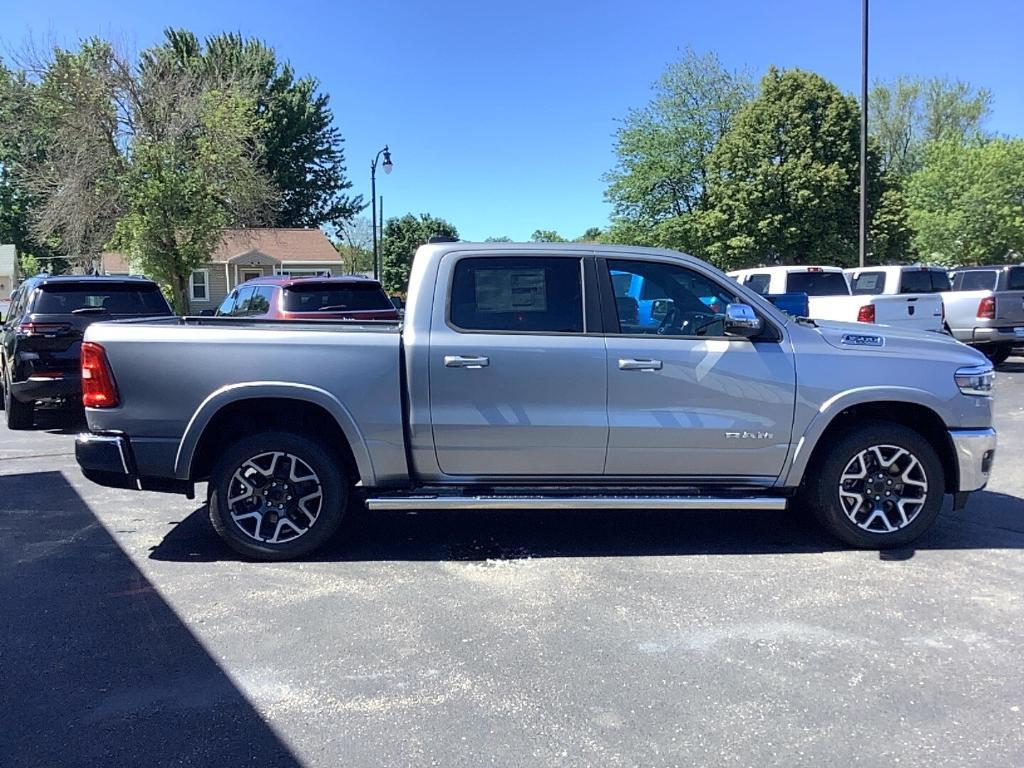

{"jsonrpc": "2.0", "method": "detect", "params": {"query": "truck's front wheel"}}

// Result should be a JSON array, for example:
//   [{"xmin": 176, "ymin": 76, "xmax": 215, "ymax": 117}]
[
  {"xmin": 208, "ymin": 431, "xmax": 349, "ymax": 560},
  {"xmin": 806, "ymin": 422, "xmax": 945, "ymax": 549}
]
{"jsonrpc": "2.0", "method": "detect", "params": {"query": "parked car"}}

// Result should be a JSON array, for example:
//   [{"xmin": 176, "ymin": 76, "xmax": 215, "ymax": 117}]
[
  {"xmin": 729, "ymin": 266, "xmax": 945, "ymax": 331},
  {"xmin": 76, "ymin": 243, "xmax": 996, "ymax": 560},
  {"xmin": 213, "ymin": 275, "xmax": 400, "ymax": 321},
  {"xmin": 1, "ymin": 275, "xmax": 173, "ymax": 429},
  {"xmin": 942, "ymin": 265, "xmax": 1024, "ymax": 365}
]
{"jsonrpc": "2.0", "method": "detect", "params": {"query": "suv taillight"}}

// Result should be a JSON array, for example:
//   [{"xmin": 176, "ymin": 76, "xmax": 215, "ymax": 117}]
[
  {"xmin": 857, "ymin": 304, "xmax": 876, "ymax": 323},
  {"xmin": 81, "ymin": 342, "xmax": 119, "ymax": 408},
  {"xmin": 977, "ymin": 296, "xmax": 996, "ymax": 320},
  {"xmin": 18, "ymin": 322, "xmax": 68, "ymax": 336}
]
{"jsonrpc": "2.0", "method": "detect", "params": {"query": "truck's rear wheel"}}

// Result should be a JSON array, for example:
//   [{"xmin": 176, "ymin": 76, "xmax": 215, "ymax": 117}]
[
  {"xmin": 806, "ymin": 421, "xmax": 944, "ymax": 549},
  {"xmin": 208, "ymin": 431, "xmax": 349, "ymax": 560}
]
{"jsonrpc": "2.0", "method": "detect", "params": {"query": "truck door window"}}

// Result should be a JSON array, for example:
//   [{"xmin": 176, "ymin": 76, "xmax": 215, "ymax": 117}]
[
  {"xmin": 605, "ymin": 259, "xmax": 737, "ymax": 336},
  {"xmin": 1007, "ymin": 267, "xmax": 1024, "ymax": 290},
  {"xmin": 958, "ymin": 271, "xmax": 997, "ymax": 291},
  {"xmin": 449, "ymin": 257, "xmax": 584, "ymax": 333},
  {"xmin": 851, "ymin": 271, "xmax": 886, "ymax": 294}
]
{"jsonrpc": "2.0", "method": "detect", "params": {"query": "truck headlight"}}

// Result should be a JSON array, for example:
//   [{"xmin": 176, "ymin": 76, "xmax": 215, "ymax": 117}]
[{"xmin": 955, "ymin": 364, "xmax": 995, "ymax": 396}]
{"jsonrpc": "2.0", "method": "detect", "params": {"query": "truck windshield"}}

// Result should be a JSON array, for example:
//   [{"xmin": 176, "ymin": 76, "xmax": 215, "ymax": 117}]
[
  {"xmin": 899, "ymin": 269, "xmax": 951, "ymax": 293},
  {"xmin": 785, "ymin": 272, "xmax": 850, "ymax": 296},
  {"xmin": 32, "ymin": 283, "xmax": 170, "ymax": 315},
  {"xmin": 283, "ymin": 282, "xmax": 392, "ymax": 312}
]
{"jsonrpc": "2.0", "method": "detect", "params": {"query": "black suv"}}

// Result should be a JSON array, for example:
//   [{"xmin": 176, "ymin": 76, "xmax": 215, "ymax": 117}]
[{"xmin": 1, "ymin": 275, "xmax": 173, "ymax": 429}]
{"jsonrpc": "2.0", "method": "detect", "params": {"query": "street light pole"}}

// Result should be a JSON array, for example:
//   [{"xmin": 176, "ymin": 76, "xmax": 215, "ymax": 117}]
[
  {"xmin": 859, "ymin": 0, "xmax": 869, "ymax": 268},
  {"xmin": 370, "ymin": 146, "xmax": 393, "ymax": 281}
]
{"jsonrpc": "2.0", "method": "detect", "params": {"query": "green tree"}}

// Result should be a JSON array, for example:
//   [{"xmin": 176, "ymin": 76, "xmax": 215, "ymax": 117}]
[
  {"xmin": 906, "ymin": 138, "xmax": 1024, "ymax": 266},
  {"xmin": 484, "ymin": 235, "xmax": 512, "ymax": 242},
  {"xmin": 698, "ymin": 68, "xmax": 885, "ymax": 269},
  {"xmin": 380, "ymin": 213, "xmax": 458, "ymax": 293},
  {"xmin": 604, "ymin": 48, "xmax": 753, "ymax": 251},
  {"xmin": 153, "ymin": 29, "xmax": 361, "ymax": 227},
  {"xmin": 870, "ymin": 76, "xmax": 991, "ymax": 176},
  {"xmin": 575, "ymin": 227, "xmax": 603, "ymax": 242},
  {"xmin": 112, "ymin": 89, "xmax": 274, "ymax": 312},
  {"xmin": 530, "ymin": 229, "xmax": 566, "ymax": 242}
]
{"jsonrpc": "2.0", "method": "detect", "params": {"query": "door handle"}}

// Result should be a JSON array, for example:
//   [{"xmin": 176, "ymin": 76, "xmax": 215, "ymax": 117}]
[
  {"xmin": 619, "ymin": 358, "xmax": 662, "ymax": 371},
  {"xmin": 444, "ymin": 355, "xmax": 490, "ymax": 369}
]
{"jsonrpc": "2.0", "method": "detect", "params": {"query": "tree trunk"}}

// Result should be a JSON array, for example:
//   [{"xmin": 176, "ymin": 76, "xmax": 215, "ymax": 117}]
[{"xmin": 169, "ymin": 274, "xmax": 190, "ymax": 315}]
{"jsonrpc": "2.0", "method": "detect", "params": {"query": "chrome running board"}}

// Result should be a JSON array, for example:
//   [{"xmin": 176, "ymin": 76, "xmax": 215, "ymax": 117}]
[{"xmin": 365, "ymin": 495, "xmax": 788, "ymax": 511}]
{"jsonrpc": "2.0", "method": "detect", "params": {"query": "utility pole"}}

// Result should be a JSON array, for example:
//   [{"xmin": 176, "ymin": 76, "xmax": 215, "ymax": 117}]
[{"xmin": 859, "ymin": 0, "xmax": 869, "ymax": 268}]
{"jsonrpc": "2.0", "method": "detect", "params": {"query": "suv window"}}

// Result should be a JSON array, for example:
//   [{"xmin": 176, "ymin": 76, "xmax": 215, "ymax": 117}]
[
  {"xmin": 31, "ymin": 282, "xmax": 170, "ymax": 315},
  {"xmin": 450, "ymin": 257, "xmax": 583, "ymax": 333},
  {"xmin": 231, "ymin": 287, "xmax": 255, "ymax": 316},
  {"xmin": 744, "ymin": 274, "xmax": 771, "ymax": 295},
  {"xmin": 1007, "ymin": 267, "xmax": 1024, "ymax": 291},
  {"xmin": 248, "ymin": 286, "xmax": 275, "ymax": 315},
  {"xmin": 851, "ymin": 271, "xmax": 886, "ymax": 295},
  {"xmin": 606, "ymin": 259, "xmax": 738, "ymax": 336},
  {"xmin": 216, "ymin": 291, "xmax": 237, "ymax": 316},
  {"xmin": 283, "ymin": 282, "xmax": 392, "ymax": 312},
  {"xmin": 899, "ymin": 269, "xmax": 950, "ymax": 293},
  {"xmin": 785, "ymin": 271, "xmax": 850, "ymax": 296},
  {"xmin": 957, "ymin": 271, "xmax": 997, "ymax": 291}
]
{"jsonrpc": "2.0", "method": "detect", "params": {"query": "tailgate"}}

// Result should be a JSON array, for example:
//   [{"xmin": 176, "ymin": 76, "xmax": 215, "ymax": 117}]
[
  {"xmin": 870, "ymin": 294, "xmax": 944, "ymax": 331},
  {"xmin": 994, "ymin": 291, "xmax": 1024, "ymax": 326}
]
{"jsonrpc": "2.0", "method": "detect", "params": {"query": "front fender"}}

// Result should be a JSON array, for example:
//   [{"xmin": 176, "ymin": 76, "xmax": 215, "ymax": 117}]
[
  {"xmin": 782, "ymin": 386, "xmax": 951, "ymax": 488},
  {"xmin": 173, "ymin": 381, "xmax": 376, "ymax": 486}
]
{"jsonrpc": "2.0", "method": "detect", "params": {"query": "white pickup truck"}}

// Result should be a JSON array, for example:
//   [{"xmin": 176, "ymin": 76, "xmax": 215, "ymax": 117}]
[{"xmin": 730, "ymin": 266, "xmax": 944, "ymax": 331}]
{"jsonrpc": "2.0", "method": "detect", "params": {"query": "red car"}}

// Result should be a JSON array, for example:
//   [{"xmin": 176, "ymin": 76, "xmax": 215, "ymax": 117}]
[{"xmin": 212, "ymin": 276, "xmax": 400, "ymax": 321}]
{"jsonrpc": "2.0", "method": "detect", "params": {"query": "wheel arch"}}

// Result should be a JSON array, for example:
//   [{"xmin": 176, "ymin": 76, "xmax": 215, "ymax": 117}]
[
  {"xmin": 786, "ymin": 391, "xmax": 958, "ymax": 494},
  {"xmin": 175, "ymin": 382, "xmax": 375, "ymax": 486}
]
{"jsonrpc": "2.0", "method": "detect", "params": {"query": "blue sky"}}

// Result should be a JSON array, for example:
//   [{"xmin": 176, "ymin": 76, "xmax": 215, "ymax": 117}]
[{"xmin": 3, "ymin": 1, "xmax": 1022, "ymax": 241}]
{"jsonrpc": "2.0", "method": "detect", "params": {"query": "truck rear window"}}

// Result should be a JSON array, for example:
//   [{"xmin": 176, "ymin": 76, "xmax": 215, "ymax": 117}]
[
  {"xmin": 32, "ymin": 283, "xmax": 170, "ymax": 315},
  {"xmin": 283, "ymin": 283, "xmax": 392, "ymax": 312},
  {"xmin": 956, "ymin": 271, "xmax": 997, "ymax": 291},
  {"xmin": 785, "ymin": 272, "xmax": 850, "ymax": 296},
  {"xmin": 898, "ymin": 269, "xmax": 951, "ymax": 293},
  {"xmin": 1007, "ymin": 267, "xmax": 1024, "ymax": 291}
]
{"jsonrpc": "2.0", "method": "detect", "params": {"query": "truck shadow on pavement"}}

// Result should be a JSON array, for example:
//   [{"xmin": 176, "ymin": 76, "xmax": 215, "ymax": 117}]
[
  {"xmin": 149, "ymin": 489, "xmax": 1024, "ymax": 564},
  {"xmin": 0, "ymin": 471, "xmax": 301, "ymax": 768}
]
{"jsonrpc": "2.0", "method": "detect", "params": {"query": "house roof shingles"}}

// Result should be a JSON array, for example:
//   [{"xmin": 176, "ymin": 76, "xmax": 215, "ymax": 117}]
[{"xmin": 101, "ymin": 228, "xmax": 340, "ymax": 274}]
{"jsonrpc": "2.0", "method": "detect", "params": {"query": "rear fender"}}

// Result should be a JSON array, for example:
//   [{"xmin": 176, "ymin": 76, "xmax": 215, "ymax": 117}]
[{"xmin": 174, "ymin": 381, "xmax": 376, "ymax": 485}]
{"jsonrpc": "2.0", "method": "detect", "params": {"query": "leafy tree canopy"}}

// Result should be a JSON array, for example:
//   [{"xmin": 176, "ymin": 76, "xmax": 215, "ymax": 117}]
[
  {"xmin": 530, "ymin": 229, "xmax": 566, "ymax": 242},
  {"xmin": 381, "ymin": 213, "xmax": 458, "ymax": 293}
]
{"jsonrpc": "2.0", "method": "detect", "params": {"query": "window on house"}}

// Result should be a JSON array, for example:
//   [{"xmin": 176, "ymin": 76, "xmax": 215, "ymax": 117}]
[
  {"xmin": 190, "ymin": 270, "xmax": 209, "ymax": 302},
  {"xmin": 275, "ymin": 268, "xmax": 332, "ymax": 278}
]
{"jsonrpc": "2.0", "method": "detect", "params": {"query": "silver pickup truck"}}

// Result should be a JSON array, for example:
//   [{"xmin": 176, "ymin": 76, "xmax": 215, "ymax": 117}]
[
  {"xmin": 943, "ymin": 265, "xmax": 1024, "ymax": 365},
  {"xmin": 76, "ymin": 242, "xmax": 997, "ymax": 560}
]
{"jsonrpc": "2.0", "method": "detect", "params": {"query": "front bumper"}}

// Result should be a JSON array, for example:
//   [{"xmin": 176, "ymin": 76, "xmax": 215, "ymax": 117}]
[{"xmin": 950, "ymin": 428, "xmax": 997, "ymax": 492}]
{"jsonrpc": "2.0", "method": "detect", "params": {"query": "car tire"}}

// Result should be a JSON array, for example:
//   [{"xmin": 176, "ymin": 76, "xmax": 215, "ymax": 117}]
[
  {"xmin": 4, "ymin": 372, "xmax": 34, "ymax": 429},
  {"xmin": 208, "ymin": 431, "xmax": 350, "ymax": 561},
  {"xmin": 805, "ymin": 421, "xmax": 945, "ymax": 549},
  {"xmin": 984, "ymin": 345, "xmax": 1012, "ymax": 366}
]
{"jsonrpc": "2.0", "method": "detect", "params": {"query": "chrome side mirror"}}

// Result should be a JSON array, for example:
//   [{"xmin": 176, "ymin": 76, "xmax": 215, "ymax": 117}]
[{"xmin": 724, "ymin": 303, "xmax": 763, "ymax": 338}]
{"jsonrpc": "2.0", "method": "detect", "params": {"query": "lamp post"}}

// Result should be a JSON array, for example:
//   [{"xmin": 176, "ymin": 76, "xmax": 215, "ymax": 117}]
[
  {"xmin": 859, "ymin": 0, "xmax": 869, "ymax": 268},
  {"xmin": 370, "ymin": 146, "xmax": 393, "ymax": 281}
]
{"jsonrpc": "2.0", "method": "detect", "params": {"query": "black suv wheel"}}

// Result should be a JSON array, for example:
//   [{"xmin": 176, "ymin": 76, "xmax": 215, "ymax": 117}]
[{"xmin": 3, "ymin": 371, "xmax": 34, "ymax": 429}]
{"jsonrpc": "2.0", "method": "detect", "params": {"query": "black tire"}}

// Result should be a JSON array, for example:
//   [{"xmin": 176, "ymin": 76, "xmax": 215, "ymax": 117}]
[
  {"xmin": 4, "ymin": 372, "xmax": 34, "ymax": 429},
  {"xmin": 804, "ymin": 421, "xmax": 945, "ymax": 549},
  {"xmin": 983, "ymin": 345, "xmax": 1012, "ymax": 366},
  {"xmin": 208, "ymin": 431, "xmax": 350, "ymax": 560}
]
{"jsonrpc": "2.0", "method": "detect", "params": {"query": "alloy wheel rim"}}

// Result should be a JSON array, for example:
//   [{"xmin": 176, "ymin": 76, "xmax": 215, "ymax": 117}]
[
  {"xmin": 838, "ymin": 444, "xmax": 929, "ymax": 534},
  {"xmin": 226, "ymin": 451, "xmax": 323, "ymax": 544}
]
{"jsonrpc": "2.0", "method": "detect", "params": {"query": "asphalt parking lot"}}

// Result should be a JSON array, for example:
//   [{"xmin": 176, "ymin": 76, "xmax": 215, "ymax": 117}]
[{"xmin": 3, "ymin": 360, "xmax": 1024, "ymax": 768}]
